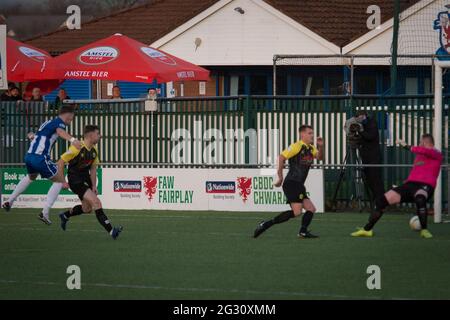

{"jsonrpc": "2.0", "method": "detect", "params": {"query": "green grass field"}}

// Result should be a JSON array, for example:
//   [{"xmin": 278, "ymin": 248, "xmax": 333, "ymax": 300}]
[{"xmin": 0, "ymin": 209, "xmax": 449, "ymax": 300}]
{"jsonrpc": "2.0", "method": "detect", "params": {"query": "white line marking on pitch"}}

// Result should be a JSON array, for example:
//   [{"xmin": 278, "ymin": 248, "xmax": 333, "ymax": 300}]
[{"xmin": 0, "ymin": 279, "xmax": 407, "ymax": 300}]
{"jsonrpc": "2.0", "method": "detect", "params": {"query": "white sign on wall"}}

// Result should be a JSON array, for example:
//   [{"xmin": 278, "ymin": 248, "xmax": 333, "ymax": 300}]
[
  {"xmin": 102, "ymin": 168, "xmax": 324, "ymax": 212},
  {"xmin": 0, "ymin": 25, "xmax": 7, "ymax": 90},
  {"xmin": 199, "ymin": 81, "xmax": 206, "ymax": 95}
]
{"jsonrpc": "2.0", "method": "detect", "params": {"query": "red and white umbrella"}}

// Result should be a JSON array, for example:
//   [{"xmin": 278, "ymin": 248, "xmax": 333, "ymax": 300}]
[
  {"xmin": 45, "ymin": 33, "xmax": 210, "ymax": 83},
  {"xmin": 7, "ymin": 37, "xmax": 55, "ymax": 82}
]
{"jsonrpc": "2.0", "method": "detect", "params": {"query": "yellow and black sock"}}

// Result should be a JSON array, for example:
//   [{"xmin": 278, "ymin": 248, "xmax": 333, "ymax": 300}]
[
  {"xmin": 63, "ymin": 205, "xmax": 84, "ymax": 219},
  {"xmin": 267, "ymin": 210, "xmax": 295, "ymax": 227},
  {"xmin": 95, "ymin": 208, "xmax": 113, "ymax": 233},
  {"xmin": 300, "ymin": 211, "xmax": 314, "ymax": 234}
]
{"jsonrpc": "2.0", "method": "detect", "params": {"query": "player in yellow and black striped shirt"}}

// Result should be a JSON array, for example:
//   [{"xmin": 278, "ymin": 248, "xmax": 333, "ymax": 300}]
[
  {"xmin": 57, "ymin": 125, "xmax": 123, "ymax": 240},
  {"xmin": 254, "ymin": 125, "xmax": 324, "ymax": 239}
]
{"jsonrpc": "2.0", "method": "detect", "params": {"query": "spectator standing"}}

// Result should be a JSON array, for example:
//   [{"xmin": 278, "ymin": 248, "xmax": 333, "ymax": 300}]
[
  {"xmin": 1, "ymin": 83, "xmax": 16, "ymax": 101},
  {"xmin": 147, "ymin": 88, "xmax": 157, "ymax": 99},
  {"xmin": 30, "ymin": 87, "xmax": 43, "ymax": 102},
  {"xmin": 54, "ymin": 88, "xmax": 71, "ymax": 108},
  {"xmin": 8, "ymin": 86, "xmax": 22, "ymax": 101},
  {"xmin": 111, "ymin": 85, "xmax": 123, "ymax": 99}
]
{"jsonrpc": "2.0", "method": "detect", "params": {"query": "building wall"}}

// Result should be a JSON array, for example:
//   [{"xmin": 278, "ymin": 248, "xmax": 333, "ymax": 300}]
[
  {"xmin": 44, "ymin": 80, "xmax": 92, "ymax": 101},
  {"xmin": 172, "ymin": 76, "xmax": 217, "ymax": 97},
  {"xmin": 154, "ymin": 0, "xmax": 339, "ymax": 66},
  {"xmin": 44, "ymin": 0, "xmax": 446, "ymax": 99}
]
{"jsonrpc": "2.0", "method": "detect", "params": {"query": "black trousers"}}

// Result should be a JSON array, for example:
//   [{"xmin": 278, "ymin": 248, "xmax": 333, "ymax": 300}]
[{"xmin": 363, "ymin": 166, "xmax": 385, "ymax": 202}]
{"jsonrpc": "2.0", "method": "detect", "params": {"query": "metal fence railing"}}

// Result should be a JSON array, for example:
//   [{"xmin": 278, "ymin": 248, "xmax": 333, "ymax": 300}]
[{"xmin": 1, "ymin": 95, "xmax": 448, "ymax": 210}]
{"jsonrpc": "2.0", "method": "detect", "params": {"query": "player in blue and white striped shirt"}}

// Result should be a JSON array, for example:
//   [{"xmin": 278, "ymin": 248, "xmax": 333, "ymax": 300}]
[{"xmin": 2, "ymin": 105, "xmax": 82, "ymax": 225}]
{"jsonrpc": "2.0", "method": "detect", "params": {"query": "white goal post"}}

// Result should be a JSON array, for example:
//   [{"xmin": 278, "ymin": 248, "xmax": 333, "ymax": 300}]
[
  {"xmin": 274, "ymin": 54, "xmax": 446, "ymax": 223},
  {"xmin": 433, "ymin": 59, "xmax": 446, "ymax": 223}
]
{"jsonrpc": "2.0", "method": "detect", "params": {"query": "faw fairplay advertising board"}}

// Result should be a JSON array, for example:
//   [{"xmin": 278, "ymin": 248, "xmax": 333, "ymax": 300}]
[{"xmin": 102, "ymin": 168, "xmax": 324, "ymax": 212}]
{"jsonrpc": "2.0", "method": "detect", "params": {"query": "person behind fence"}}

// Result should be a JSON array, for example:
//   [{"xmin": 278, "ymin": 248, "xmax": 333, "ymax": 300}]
[
  {"xmin": 57, "ymin": 125, "xmax": 123, "ymax": 240},
  {"xmin": 1, "ymin": 85, "xmax": 22, "ymax": 102},
  {"xmin": 111, "ymin": 85, "xmax": 123, "ymax": 99},
  {"xmin": 147, "ymin": 88, "xmax": 157, "ymax": 99},
  {"xmin": 353, "ymin": 110, "xmax": 385, "ymax": 203},
  {"xmin": 2, "ymin": 105, "xmax": 82, "ymax": 225},
  {"xmin": 54, "ymin": 88, "xmax": 70, "ymax": 108},
  {"xmin": 30, "ymin": 87, "xmax": 43, "ymax": 102},
  {"xmin": 253, "ymin": 125, "xmax": 324, "ymax": 239},
  {"xmin": 0, "ymin": 82, "xmax": 15, "ymax": 101},
  {"xmin": 351, "ymin": 134, "xmax": 443, "ymax": 239}
]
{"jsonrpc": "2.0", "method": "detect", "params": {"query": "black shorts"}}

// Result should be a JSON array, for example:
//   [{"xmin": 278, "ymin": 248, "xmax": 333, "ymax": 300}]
[
  {"xmin": 282, "ymin": 180, "xmax": 309, "ymax": 203},
  {"xmin": 69, "ymin": 178, "xmax": 92, "ymax": 200},
  {"xmin": 392, "ymin": 182, "xmax": 434, "ymax": 203}
]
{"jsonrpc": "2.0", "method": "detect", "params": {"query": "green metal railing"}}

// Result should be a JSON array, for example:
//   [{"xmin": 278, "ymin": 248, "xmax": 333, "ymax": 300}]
[{"xmin": 1, "ymin": 95, "xmax": 448, "ymax": 209}]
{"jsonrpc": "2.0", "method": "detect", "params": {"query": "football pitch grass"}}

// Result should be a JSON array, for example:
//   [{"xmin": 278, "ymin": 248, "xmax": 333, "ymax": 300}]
[{"xmin": 0, "ymin": 209, "xmax": 449, "ymax": 300}]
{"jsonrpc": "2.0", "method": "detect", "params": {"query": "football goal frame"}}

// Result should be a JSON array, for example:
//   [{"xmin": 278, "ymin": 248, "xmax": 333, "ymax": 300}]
[{"xmin": 433, "ymin": 59, "xmax": 446, "ymax": 223}]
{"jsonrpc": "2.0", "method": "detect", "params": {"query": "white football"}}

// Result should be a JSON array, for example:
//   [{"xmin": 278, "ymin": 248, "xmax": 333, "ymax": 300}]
[{"xmin": 409, "ymin": 215, "xmax": 422, "ymax": 231}]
